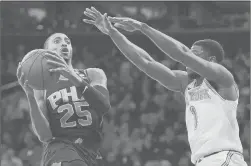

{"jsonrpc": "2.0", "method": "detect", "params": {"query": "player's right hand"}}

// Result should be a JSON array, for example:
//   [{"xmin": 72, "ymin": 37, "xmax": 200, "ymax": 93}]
[
  {"xmin": 83, "ymin": 7, "xmax": 114, "ymax": 35},
  {"xmin": 108, "ymin": 17, "xmax": 144, "ymax": 32},
  {"xmin": 16, "ymin": 63, "xmax": 34, "ymax": 96}
]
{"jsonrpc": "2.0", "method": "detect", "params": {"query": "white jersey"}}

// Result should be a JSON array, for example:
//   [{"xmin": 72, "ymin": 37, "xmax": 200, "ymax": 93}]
[{"xmin": 184, "ymin": 79, "xmax": 243, "ymax": 164}]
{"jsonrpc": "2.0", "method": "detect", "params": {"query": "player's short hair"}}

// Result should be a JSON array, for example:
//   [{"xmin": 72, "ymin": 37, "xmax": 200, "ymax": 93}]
[
  {"xmin": 43, "ymin": 33, "xmax": 55, "ymax": 49},
  {"xmin": 192, "ymin": 39, "xmax": 225, "ymax": 63},
  {"xmin": 44, "ymin": 33, "xmax": 65, "ymax": 49},
  {"xmin": 44, "ymin": 37, "xmax": 50, "ymax": 49}
]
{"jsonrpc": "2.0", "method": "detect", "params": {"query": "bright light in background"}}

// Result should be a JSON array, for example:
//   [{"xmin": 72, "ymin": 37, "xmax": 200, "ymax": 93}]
[{"xmin": 28, "ymin": 8, "xmax": 47, "ymax": 22}]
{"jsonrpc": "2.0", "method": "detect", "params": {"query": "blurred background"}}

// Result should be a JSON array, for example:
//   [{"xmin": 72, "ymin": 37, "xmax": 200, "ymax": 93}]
[{"xmin": 0, "ymin": 1, "xmax": 250, "ymax": 166}]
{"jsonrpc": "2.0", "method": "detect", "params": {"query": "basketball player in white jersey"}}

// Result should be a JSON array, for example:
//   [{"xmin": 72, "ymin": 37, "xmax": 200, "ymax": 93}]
[{"xmin": 83, "ymin": 7, "xmax": 248, "ymax": 166}]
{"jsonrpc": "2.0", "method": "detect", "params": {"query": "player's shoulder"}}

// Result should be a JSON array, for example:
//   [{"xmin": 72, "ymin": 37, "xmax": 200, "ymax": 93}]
[
  {"xmin": 86, "ymin": 68, "xmax": 107, "ymax": 80},
  {"xmin": 86, "ymin": 68, "xmax": 108, "ymax": 88}
]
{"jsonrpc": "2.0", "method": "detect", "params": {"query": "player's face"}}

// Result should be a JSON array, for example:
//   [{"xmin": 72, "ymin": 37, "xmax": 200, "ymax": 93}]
[
  {"xmin": 186, "ymin": 45, "xmax": 207, "ymax": 78},
  {"xmin": 47, "ymin": 33, "xmax": 73, "ymax": 60}
]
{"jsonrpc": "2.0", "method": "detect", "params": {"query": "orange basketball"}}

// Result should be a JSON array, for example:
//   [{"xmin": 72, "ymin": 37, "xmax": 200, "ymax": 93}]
[{"xmin": 20, "ymin": 49, "xmax": 60, "ymax": 90}]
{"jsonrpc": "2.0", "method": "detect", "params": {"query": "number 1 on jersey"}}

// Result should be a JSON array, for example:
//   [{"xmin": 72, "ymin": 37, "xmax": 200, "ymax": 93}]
[{"xmin": 190, "ymin": 106, "xmax": 198, "ymax": 130}]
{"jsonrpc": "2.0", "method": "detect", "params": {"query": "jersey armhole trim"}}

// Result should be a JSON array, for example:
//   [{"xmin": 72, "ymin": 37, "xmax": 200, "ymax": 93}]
[
  {"xmin": 204, "ymin": 79, "xmax": 238, "ymax": 103},
  {"xmin": 184, "ymin": 79, "xmax": 195, "ymax": 104},
  {"xmin": 233, "ymin": 82, "xmax": 239, "ymax": 99},
  {"xmin": 204, "ymin": 79, "xmax": 225, "ymax": 101},
  {"xmin": 184, "ymin": 79, "xmax": 196, "ymax": 95}
]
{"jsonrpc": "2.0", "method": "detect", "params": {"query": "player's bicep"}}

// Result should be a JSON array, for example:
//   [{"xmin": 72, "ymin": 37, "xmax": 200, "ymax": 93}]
[
  {"xmin": 179, "ymin": 47, "xmax": 234, "ymax": 87},
  {"xmin": 145, "ymin": 61, "xmax": 188, "ymax": 92},
  {"xmin": 87, "ymin": 68, "xmax": 110, "ymax": 99}
]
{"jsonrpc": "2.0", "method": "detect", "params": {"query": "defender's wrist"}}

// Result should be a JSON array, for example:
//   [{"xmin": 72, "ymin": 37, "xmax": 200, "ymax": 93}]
[
  {"xmin": 108, "ymin": 27, "xmax": 119, "ymax": 36},
  {"xmin": 140, "ymin": 22, "xmax": 149, "ymax": 32}
]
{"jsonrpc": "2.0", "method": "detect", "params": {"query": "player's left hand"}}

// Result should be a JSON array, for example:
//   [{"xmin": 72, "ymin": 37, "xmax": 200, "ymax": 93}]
[
  {"xmin": 16, "ymin": 63, "xmax": 34, "ymax": 96},
  {"xmin": 83, "ymin": 7, "xmax": 115, "ymax": 35},
  {"xmin": 108, "ymin": 17, "xmax": 144, "ymax": 32},
  {"xmin": 45, "ymin": 53, "xmax": 82, "ymax": 86}
]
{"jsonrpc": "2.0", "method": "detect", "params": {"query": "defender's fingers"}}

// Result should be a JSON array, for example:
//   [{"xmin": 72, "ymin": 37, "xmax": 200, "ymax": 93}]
[
  {"xmin": 91, "ymin": 6, "xmax": 102, "ymax": 16},
  {"xmin": 114, "ymin": 23, "xmax": 135, "ymax": 32},
  {"xmin": 83, "ymin": 19, "xmax": 95, "ymax": 25},
  {"xmin": 103, "ymin": 13, "xmax": 112, "ymax": 27},
  {"xmin": 103, "ymin": 13, "xmax": 107, "ymax": 19},
  {"xmin": 84, "ymin": 11, "xmax": 96, "ymax": 20},
  {"xmin": 85, "ymin": 8, "xmax": 97, "ymax": 17},
  {"xmin": 125, "ymin": 19, "xmax": 135, "ymax": 25},
  {"xmin": 103, "ymin": 13, "xmax": 108, "ymax": 24},
  {"xmin": 114, "ymin": 23, "xmax": 127, "ymax": 29},
  {"xmin": 108, "ymin": 17, "xmax": 128, "ymax": 23}
]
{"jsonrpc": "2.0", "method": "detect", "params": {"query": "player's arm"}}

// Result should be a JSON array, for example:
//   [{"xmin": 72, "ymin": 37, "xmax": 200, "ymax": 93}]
[
  {"xmin": 109, "ymin": 28, "xmax": 188, "ymax": 92},
  {"xmin": 28, "ymin": 90, "xmax": 52, "ymax": 143},
  {"xmin": 77, "ymin": 69, "xmax": 111, "ymax": 113},
  {"xmin": 140, "ymin": 24, "xmax": 234, "ymax": 87},
  {"xmin": 82, "ymin": 9, "xmax": 187, "ymax": 92},
  {"xmin": 86, "ymin": 68, "xmax": 111, "ymax": 113}
]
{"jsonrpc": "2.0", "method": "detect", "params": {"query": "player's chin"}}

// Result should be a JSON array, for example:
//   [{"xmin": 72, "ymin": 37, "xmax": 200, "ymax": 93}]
[
  {"xmin": 187, "ymin": 68, "xmax": 200, "ymax": 78},
  {"xmin": 60, "ymin": 52, "xmax": 71, "ymax": 60}
]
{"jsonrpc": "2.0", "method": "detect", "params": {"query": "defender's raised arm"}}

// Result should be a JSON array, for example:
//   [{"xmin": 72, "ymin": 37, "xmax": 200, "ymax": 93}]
[
  {"xmin": 83, "ymin": 8, "xmax": 188, "ymax": 93},
  {"xmin": 109, "ymin": 17, "xmax": 235, "ymax": 88},
  {"xmin": 140, "ymin": 25, "xmax": 234, "ymax": 88}
]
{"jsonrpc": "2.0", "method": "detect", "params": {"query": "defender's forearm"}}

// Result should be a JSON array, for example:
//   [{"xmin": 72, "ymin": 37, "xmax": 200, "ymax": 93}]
[
  {"xmin": 27, "ymin": 94, "xmax": 52, "ymax": 142},
  {"xmin": 141, "ymin": 24, "xmax": 188, "ymax": 63},
  {"xmin": 109, "ymin": 28, "xmax": 154, "ymax": 71}
]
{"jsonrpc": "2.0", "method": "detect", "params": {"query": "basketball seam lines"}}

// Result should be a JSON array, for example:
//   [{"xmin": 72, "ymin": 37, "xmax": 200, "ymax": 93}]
[
  {"xmin": 27, "ymin": 50, "xmax": 42, "ymax": 85},
  {"xmin": 21, "ymin": 49, "xmax": 40, "ymax": 65}
]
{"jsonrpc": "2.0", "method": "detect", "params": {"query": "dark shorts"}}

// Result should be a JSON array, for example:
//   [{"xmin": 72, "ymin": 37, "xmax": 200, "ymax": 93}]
[{"xmin": 42, "ymin": 138, "xmax": 103, "ymax": 166}]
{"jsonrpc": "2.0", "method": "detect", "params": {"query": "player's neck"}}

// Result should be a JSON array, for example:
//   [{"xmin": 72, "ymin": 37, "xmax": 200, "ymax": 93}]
[
  {"xmin": 65, "ymin": 59, "xmax": 73, "ymax": 68},
  {"xmin": 67, "ymin": 63, "xmax": 73, "ymax": 68},
  {"xmin": 195, "ymin": 77, "xmax": 204, "ymax": 86}
]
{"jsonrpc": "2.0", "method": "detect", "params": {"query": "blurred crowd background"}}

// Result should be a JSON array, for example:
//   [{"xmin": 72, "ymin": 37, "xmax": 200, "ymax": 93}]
[{"xmin": 0, "ymin": 2, "xmax": 250, "ymax": 166}]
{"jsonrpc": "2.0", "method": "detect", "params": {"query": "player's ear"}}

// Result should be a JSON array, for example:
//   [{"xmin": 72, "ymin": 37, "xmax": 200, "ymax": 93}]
[{"xmin": 209, "ymin": 56, "xmax": 216, "ymax": 62}]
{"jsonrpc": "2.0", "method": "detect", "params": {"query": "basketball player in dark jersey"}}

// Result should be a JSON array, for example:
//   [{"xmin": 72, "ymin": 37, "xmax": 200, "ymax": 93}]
[{"xmin": 16, "ymin": 33, "xmax": 111, "ymax": 166}]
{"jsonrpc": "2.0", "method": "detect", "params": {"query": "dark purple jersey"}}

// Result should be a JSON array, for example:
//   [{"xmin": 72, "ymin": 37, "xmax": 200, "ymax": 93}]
[{"xmin": 45, "ymin": 69, "xmax": 106, "ymax": 143}]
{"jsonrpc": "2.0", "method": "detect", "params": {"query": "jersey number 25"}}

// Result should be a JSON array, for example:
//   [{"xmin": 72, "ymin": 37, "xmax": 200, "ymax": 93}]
[{"xmin": 57, "ymin": 101, "xmax": 92, "ymax": 128}]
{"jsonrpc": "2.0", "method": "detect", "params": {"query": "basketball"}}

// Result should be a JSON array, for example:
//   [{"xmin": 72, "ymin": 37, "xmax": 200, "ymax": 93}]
[{"xmin": 20, "ymin": 49, "xmax": 60, "ymax": 90}]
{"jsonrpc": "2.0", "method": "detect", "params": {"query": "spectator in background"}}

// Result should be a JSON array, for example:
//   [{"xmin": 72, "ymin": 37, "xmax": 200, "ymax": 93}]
[
  {"xmin": 18, "ymin": 131, "xmax": 43, "ymax": 166},
  {"xmin": 6, "ymin": 53, "xmax": 17, "ymax": 76},
  {"xmin": 1, "ymin": 149, "xmax": 23, "ymax": 166}
]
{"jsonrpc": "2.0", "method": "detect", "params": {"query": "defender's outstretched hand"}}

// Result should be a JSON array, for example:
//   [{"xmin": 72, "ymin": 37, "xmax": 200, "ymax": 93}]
[
  {"xmin": 83, "ymin": 7, "xmax": 114, "ymax": 35},
  {"xmin": 108, "ymin": 17, "xmax": 144, "ymax": 32}
]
